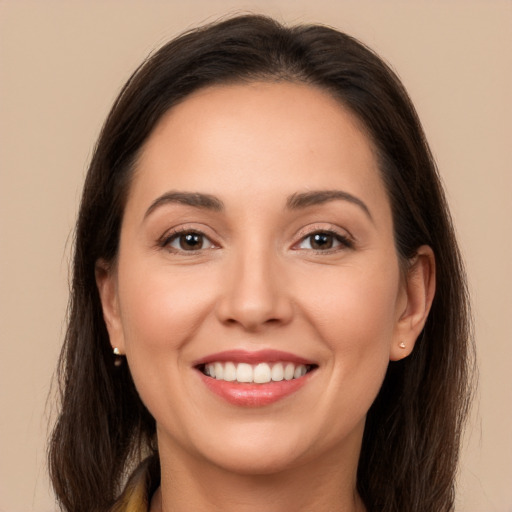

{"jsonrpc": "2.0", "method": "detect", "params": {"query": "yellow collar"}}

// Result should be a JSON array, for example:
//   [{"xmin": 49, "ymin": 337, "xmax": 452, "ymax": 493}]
[{"xmin": 111, "ymin": 457, "xmax": 158, "ymax": 512}]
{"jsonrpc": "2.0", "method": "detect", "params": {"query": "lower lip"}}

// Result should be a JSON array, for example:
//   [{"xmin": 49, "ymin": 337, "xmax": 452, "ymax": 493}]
[{"xmin": 198, "ymin": 371, "xmax": 313, "ymax": 407}]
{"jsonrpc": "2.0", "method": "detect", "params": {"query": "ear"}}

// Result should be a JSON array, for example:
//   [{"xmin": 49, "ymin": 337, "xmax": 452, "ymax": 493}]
[
  {"xmin": 390, "ymin": 245, "xmax": 436, "ymax": 361},
  {"xmin": 95, "ymin": 258, "xmax": 125, "ymax": 354}
]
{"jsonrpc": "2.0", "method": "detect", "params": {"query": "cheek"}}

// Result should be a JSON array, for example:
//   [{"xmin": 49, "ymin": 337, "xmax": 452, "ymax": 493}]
[
  {"xmin": 297, "ymin": 260, "xmax": 401, "ymax": 411},
  {"xmin": 117, "ymin": 262, "xmax": 214, "ymax": 354},
  {"xmin": 114, "ymin": 259, "xmax": 219, "ymax": 426},
  {"xmin": 275, "ymin": 260, "xmax": 402, "ymax": 449},
  {"xmin": 300, "ymin": 263, "xmax": 401, "ymax": 348}
]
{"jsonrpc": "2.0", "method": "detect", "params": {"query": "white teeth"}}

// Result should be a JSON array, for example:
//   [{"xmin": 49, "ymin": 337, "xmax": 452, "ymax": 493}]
[
  {"xmin": 294, "ymin": 365, "xmax": 307, "ymax": 379},
  {"xmin": 223, "ymin": 362, "xmax": 237, "ymax": 381},
  {"xmin": 203, "ymin": 361, "xmax": 312, "ymax": 384},
  {"xmin": 236, "ymin": 363, "xmax": 253, "ymax": 383},
  {"xmin": 254, "ymin": 363, "xmax": 271, "ymax": 383},
  {"xmin": 271, "ymin": 363, "xmax": 284, "ymax": 382},
  {"xmin": 284, "ymin": 362, "xmax": 295, "ymax": 380},
  {"xmin": 214, "ymin": 362, "xmax": 224, "ymax": 380}
]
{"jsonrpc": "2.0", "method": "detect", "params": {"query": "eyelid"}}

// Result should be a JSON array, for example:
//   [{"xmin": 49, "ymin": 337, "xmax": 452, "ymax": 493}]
[
  {"xmin": 157, "ymin": 225, "xmax": 220, "ymax": 253},
  {"xmin": 291, "ymin": 223, "xmax": 355, "ymax": 251}
]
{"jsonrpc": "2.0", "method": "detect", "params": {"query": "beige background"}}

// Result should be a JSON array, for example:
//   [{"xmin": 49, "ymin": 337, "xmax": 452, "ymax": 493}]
[{"xmin": 0, "ymin": 1, "xmax": 511, "ymax": 511}]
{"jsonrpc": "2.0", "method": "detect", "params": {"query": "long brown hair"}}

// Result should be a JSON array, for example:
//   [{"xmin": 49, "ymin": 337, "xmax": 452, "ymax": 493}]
[{"xmin": 48, "ymin": 14, "xmax": 474, "ymax": 512}]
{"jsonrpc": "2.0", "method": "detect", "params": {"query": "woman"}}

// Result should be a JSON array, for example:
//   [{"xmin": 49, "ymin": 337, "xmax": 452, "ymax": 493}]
[{"xmin": 48, "ymin": 14, "xmax": 473, "ymax": 512}]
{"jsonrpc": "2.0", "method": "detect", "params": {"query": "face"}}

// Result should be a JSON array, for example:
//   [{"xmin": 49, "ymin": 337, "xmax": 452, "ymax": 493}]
[{"xmin": 98, "ymin": 82, "xmax": 429, "ymax": 476}]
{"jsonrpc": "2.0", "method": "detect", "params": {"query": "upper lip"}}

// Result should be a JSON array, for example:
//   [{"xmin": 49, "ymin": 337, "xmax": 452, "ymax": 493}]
[{"xmin": 192, "ymin": 349, "xmax": 316, "ymax": 367}]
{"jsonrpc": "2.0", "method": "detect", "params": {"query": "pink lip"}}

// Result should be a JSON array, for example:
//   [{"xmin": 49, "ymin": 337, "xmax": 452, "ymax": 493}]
[
  {"xmin": 197, "ymin": 370, "xmax": 314, "ymax": 407},
  {"xmin": 193, "ymin": 350, "xmax": 317, "ymax": 407},
  {"xmin": 193, "ymin": 349, "xmax": 314, "ymax": 366}
]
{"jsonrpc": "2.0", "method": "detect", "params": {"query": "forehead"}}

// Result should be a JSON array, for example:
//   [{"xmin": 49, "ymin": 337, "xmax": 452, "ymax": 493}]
[{"xmin": 128, "ymin": 81, "xmax": 389, "ymax": 218}]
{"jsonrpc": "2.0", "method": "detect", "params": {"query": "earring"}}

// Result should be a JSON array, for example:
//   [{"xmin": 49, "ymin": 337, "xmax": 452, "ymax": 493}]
[
  {"xmin": 113, "ymin": 347, "xmax": 124, "ymax": 367},
  {"xmin": 399, "ymin": 342, "xmax": 406, "ymax": 349}
]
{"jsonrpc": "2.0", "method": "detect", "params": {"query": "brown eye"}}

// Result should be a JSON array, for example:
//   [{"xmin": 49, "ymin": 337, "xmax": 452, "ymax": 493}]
[
  {"xmin": 296, "ymin": 231, "xmax": 352, "ymax": 251},
  {"xmin": 165, "ymin": 231, "xmax": 214, "ymax": 251},
  {"xmin": 310, "ymin": 233, "xmax": 334, "ymax": 250}
]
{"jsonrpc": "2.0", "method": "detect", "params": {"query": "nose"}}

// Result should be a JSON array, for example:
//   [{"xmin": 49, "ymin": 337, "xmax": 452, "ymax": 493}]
[{"xmin": 215, "ymin": 248, "xmax": 294, "ymax": 332}]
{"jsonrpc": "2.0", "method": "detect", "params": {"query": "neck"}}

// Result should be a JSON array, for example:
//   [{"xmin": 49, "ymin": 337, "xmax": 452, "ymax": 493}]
[{"xmin": 151, "ymin": 431, "xmax": 366, "ymax": 512}]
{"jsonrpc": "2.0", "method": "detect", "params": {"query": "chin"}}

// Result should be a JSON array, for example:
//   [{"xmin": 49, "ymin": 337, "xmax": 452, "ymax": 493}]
[
  {"xmin": 202, "ymin": 443, "xmax": 308, "ymax": 476},
  {"xmin": 187, "ymin": 419, "xmax": 348, "ymax": 477}
]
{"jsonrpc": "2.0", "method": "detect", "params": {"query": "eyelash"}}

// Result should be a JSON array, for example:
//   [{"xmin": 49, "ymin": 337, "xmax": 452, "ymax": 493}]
[
  {"xmin": 158, "ymin": 227, "xmax": 354, "ymax": 254},
  {"xmin": 158, "ymin": 228, "xmax": 217, "ymax": 253},
  {"xmin": 294, "ymin": 229, "xmax": 354, "ymax": 253}
]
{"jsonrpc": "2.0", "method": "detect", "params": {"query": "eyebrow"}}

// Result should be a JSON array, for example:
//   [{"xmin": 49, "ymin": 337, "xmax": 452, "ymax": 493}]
[
  {"xmin": 286, "ymin": 190, "xmax": 373, "ymax": 221},
  {"xmin": 144, "ymin": 191, "xmax": 224, "ymax": 219},
  {"xmin": 144, "ymin": 189, "xmax": 372, "ymax": 222}
]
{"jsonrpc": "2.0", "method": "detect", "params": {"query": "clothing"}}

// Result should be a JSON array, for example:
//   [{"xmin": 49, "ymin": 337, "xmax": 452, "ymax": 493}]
[{"xmin": 111, "ymin": 457, "xmax": 159, "ymax": 512}]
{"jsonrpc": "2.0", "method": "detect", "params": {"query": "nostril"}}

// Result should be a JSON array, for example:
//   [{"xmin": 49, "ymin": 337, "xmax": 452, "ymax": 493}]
[{"xmin": 214, "ymin": 268, "xmax": 294, "ymax": 329}]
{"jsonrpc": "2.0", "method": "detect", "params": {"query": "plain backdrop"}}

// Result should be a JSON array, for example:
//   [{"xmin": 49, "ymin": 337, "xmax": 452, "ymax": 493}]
[{"xmin": 0, "ymin": 1, "xmax": 511, "ymax": 511}]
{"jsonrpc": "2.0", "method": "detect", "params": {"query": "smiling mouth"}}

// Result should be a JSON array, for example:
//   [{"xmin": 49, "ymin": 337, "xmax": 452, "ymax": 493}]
[
  {"xmin": 195, "ymin": 351, "xmax": 318, "ymax": 406},
  {"xmin": 198, "ymin": 361, "xmax": 317, "ymax": 384}
]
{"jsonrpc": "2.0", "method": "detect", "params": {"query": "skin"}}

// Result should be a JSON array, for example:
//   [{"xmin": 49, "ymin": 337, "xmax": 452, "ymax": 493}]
[{"xmin": 97, "ymin": 82, "xmax": 435, "ymax": 512}]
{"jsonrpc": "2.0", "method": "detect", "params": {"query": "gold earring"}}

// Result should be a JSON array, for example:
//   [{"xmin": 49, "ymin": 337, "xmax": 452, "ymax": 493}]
[{"xmin": 399, "ymin": 342, "xmax": 406, "ymax": 349}]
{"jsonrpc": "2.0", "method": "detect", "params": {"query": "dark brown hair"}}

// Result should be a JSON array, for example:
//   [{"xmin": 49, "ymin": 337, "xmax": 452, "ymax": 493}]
[{"xmin": 49, "ymin": 14, "xmax": 473, "ymax": 512}]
